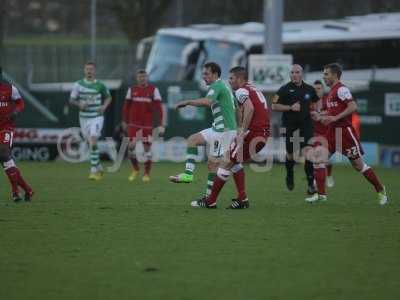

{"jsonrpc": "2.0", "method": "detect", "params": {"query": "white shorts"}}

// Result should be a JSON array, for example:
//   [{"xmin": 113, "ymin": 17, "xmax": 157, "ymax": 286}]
[
  {"xmin": 200, "ymin": 128, "xmax": 236, "ymax": 157},
  {"xmin": 79, "ymin": 116, "xmax": 104, "ymax": 139}
]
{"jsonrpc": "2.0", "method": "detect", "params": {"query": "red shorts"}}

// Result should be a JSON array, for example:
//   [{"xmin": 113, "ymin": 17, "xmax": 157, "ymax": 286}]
[
  {"xmin": 325, "ymin": 125, "xmax": 364, "ymax": 160},
  {"xmin": 312, "ymin": 132, "xmax": 328, "ymax": 147},
  {"xmin": 0, "ymin": 129, "xmax": 14, "ymax": 148},
  {"xmin": 230, "ymin": 131, "xmax": 269, "ymax": 163},
  {"xmin": 127, "ymin": 126, "xmax": 152, "ymax": 143}
]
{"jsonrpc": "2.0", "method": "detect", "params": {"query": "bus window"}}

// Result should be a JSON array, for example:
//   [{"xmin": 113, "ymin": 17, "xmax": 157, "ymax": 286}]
[
  {"xmin": 147, "ymin": 34, "xmax": 195, "ymax": 82},
  {"xmin": 195, "ymin": 40, "xmax": 246, "ymax": 81}
]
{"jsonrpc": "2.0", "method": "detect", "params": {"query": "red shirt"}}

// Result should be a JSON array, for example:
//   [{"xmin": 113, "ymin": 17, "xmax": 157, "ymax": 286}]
[
  {"xmin": 122, "ymin": 84, "xmax": 163, "ymax": 128},
  {"xmin": 326, "ymin": 82, "xmax": 353, "ymax": 128},
  {"xmin": 0, "ymin": 83, "xmax": 24, "ymax": 129},
  {"xmin": 313, "ymin": 95, "xmax": 329, "ymax": 136},
  {"xmin": 235, "ymin": 83, "xmax": 270, "ymax": 133}
]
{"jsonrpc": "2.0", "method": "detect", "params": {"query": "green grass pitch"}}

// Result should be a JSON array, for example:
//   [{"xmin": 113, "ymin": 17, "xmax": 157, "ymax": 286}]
[{"xmin": 0, "ymin": 161, "xmax": 399, "ymax": 300}]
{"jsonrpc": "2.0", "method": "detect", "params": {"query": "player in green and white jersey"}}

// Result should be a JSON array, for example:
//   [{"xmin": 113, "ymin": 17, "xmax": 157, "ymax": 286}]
[
  {"xmin": 69, "ymin": 62, "xmax": 112, "ymax": 180},
  {"xmin": 169, "ymin": 62, "xmax": 237, "ymax": 200}
]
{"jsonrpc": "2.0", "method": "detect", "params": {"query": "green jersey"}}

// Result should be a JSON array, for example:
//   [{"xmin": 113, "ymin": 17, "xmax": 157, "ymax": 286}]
[
  {"xmin": 206, "ymin": 79, "xmax": 237, "ymax": 132},
  {"xmin": 70, "ymin": 79, "xmax": 111, "ymax": 118}
]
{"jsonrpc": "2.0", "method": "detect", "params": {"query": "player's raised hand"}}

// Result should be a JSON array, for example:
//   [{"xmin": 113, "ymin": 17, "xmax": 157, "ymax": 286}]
[{"xmin": 291, "ymin": 102, "xmax": 301, "ymax": 112}]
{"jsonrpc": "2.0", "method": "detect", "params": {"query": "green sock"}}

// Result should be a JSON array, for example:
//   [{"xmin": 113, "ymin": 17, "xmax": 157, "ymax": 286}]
[
  {"xmin": 90, "ymin": 145, "xmax": 100, "ymax": 169},
  {"xmin": 185, "ymin": 147, "xmax": 198, "ymax": 175},
  {"xmin": 205, "ymin": 172, "xmax": 216, "ymax": 196}
]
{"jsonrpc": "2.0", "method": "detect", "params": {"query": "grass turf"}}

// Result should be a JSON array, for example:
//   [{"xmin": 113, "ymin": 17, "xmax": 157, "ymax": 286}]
[{"xmin": 0, "ymin": 161, "xmax": 399, "ymax": 300}]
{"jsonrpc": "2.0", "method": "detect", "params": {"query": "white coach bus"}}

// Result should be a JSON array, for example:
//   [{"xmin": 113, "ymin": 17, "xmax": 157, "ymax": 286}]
[{"xmin": 142, "ymin": 13, "xmax": 400, "ymax": 88}]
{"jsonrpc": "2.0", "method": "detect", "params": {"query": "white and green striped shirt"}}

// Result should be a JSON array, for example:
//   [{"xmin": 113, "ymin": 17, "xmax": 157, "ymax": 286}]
[
  {"xmin": 206, "ymin": 79, "xmax": 237, "ymax": 132},
  {"xmin": 70, "ymin": 79, "xmax": 111, "ymax": 118}
]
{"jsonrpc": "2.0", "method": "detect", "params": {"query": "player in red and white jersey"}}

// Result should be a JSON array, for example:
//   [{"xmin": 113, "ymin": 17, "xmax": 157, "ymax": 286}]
[
  {"xmin": 312, "ymin": 80, "xmax": 334, "ymax": 188},
  {"xmin": 0, "ymin": 67, "xmax": 33, "ymax": 202},
  {"xmin": 306, "ymin": 63, "xmax": 388, "ymax": 205},
  {"xmin": 121, "ymin": 69, "xmax": 165, "ymax": 182},
  {"xmin": 192, "ymin": 66, "xmax": 270, "ymax": 209},
  {"xmin": 311, "ymin": 80, "xmax": 329, "ymax": 137}
]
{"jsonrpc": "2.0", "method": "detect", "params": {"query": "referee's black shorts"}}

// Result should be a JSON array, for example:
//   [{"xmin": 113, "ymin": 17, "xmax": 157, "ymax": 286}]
[{"xmin": 283, "ymin": 120, "xmax": 313, "ymax": 154}]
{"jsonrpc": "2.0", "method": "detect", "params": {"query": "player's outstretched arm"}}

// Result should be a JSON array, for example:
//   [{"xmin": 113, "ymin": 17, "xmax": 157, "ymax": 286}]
[{"xmin": 174, "ymin": 98, "xmax": 212, "ymax": 109}]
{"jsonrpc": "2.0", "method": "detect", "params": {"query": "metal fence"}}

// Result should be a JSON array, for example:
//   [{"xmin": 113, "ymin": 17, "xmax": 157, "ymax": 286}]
[{"xmin": 3, "ymin": 43, "xmax": 137, "ymax": 84}]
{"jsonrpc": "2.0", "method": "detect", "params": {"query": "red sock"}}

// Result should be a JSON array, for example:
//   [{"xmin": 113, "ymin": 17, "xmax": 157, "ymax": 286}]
[
  {"xmin": 362, "ymin": 168, "xmax": 383, "ymax": 192},
  {"xmin": 314, "ymin": 166, "xmax": 327, "ymax": 195},
  {"xmin": 207, "ymin": 176, "xmax": 227, "ymax": 206},
  {"xmin": 233, "ymin": 169, "xmax": 247, "ymax": 201},
  {"xmin": 130, "ymin": 157, "xmax": 140, "ymax": 171},
  {"xmin": 15, "ymin": 168, "xmax": 32, "ymax": 193},
  {"xmin": 144, "ymin": 160, "xmax": 152, "ymax": 175},
  {"xmin": 327, "ymin": 164, "xmax": 333, "ymax": 176},
  {"xmin": 4, "ymin": 167, "xmax": 19, "ymax": 194}
]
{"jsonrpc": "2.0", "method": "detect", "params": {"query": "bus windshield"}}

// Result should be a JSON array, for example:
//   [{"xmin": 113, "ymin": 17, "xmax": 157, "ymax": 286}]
[
  {"xmin": 196, "ymin": 40, "xmax": 246, "ymax": 81},
  {"xmin": 146, "ymin": 34, "xmax": 193, "ymax": 82}
]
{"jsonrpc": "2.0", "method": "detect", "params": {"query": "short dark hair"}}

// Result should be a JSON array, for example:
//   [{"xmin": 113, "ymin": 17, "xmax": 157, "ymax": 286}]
[
  {"xmin": 136, "ymin": 69, "xmax": 147, "ymax": 75},
  {"xmin": 85, "ymin": 61, "xmax": 96, "ymax": 67},
  {"xmin": 203, "ymin": 62, "xmax": 221, "ymax": 77},
  {"xmin": 229, "ymin": 66, "xmax": 248, "ymax": 80},
  {"xmin": 314, "ymin": 80, "xmax": 323, "ymax": 85},
  {"xmin": 324, "ymin": 63, "xmax": 343, "ymax": 79}
]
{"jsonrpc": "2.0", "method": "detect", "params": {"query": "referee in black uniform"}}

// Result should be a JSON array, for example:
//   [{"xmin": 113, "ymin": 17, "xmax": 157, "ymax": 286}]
[{"xmin": 272, "ymin": 64, "xmax": 319, "ymax": 194}]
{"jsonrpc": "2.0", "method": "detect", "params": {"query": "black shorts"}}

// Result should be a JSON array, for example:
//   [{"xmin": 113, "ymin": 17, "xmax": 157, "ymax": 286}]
[{"xmin": 283, "ymin": 121, "xmax": 313, "ymax": 154}]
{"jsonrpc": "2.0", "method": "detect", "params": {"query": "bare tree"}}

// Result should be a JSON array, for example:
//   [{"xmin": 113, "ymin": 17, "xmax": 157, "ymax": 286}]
[{"xmin": 109, "ymin": 0, "xmax": 174, "ymax": 42}]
